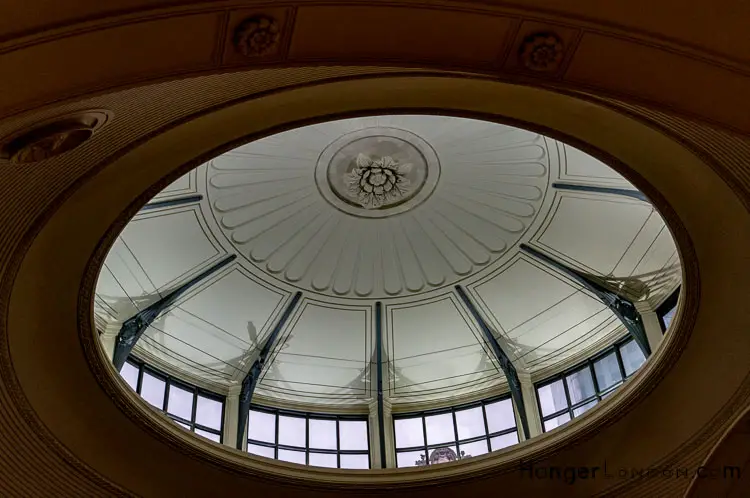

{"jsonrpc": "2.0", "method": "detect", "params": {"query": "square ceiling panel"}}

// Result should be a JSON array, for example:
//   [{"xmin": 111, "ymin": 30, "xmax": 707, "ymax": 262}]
[
  {"xmin": 118, "ymin": 208, "xmax": 221, "ymax": 291},
  {"xmin": 259, "ymin": 302, "xmax": 371, "ymax": 401},
  {"xmin": 560, "ymin": 144, "xmax": 636, "ymax": 187},
  {"xmin": 537, "ymin": 195, "xmax": 653, "ymax": 275}
]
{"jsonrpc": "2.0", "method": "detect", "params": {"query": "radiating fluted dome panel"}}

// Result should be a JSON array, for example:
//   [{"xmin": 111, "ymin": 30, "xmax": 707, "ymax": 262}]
[{"xmin": 205, "ymin": 116, "xmax": 552, "ymax": 298}]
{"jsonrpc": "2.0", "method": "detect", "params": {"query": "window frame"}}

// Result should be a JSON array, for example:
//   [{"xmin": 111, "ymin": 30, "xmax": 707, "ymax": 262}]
[
  {"xmin": 535, "ymin": 337, "xmax": 644, "ymax": 432},
  {"xmin": 392, "ymin": 394, "xmax": 518, "ymax": 467},
  {"xmin": 657, "ymin": 287, "xmax": 680, "ymax": 333},
  {"xmin": 124, "ymin": 357, "xmax": 225, "ymax": 443},
  {"xmin": 246, "ymin": 404, "xmax": 370, "ymax": 469}
]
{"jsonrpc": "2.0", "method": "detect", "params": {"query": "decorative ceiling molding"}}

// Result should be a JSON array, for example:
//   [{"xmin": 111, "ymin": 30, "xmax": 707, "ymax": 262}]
[
  {"xmin": 518, "ymin": 32, "xmax": 565, "ymax": 72},
  {"xmin": 0, "ymin": 109, "xmax": 112, "ymax": 163},
  {"xmin": 233, "ymin": 15, "xmax": 281, "ymax": 57}
]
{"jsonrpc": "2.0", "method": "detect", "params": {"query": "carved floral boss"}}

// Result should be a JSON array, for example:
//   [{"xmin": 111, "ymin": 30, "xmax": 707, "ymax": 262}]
[{"xmin": 344, "ymin": 154, "xmax": 414, "ymax": 209}]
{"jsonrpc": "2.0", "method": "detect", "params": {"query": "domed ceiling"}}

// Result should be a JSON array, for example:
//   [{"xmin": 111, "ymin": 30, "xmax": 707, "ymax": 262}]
[{"xmin": 95, "ymin": 115, "xmax": 681, "ymax": 408}]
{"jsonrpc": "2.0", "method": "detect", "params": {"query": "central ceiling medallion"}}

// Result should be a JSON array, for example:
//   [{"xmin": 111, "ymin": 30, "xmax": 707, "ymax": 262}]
[{"xmin": 315, "ymin": 127, "xmax": 440, "ymax": 218}]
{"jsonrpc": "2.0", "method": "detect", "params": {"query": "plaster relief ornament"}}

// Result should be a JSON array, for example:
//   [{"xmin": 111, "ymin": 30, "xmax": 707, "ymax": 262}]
[
  {"xmin": 234, "ymin": 15, "xmax": 280, "ymax": 57},
  {"xmin": 344, "ymin": 154, "xmax": 414, "ymax": 209},
  {"xmin": 519, "ymin": 32, "xmax": 565, "ymax": 72}
]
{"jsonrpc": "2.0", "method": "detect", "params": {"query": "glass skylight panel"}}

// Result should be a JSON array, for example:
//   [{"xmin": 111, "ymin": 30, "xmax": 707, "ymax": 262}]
[
  {"xmin": 340, "ymin": 454, "xmax": 370, "ymax": 469},
  {"xmin": 248, "ymin": 444, "xmax": 275, "ymax": 459},
  {"xmin": 140, "ymin": 372, "xmax": 166, "ymax": 409},
  {"xmin": 248, "ymin": 410, "xmax": 276, "ymax": 444},
  {"xmin": 396, "ymin": 450, "xmax": 425, "ymax": 468},
  {"xmin": 339, "ymin": 420, "xmax": 368, "ymax": 451},
  {"xmin": 246, "ymin": 407, "xmax": 369, "ymax": 469},
  {"xmin": 309, "ymin": 452, "xmax": 337, "ymax": 468},
  {"xmin": 537, "ymin": 379, "xmax": 568, "ymax": 416},
  {"xmin": 593, "ymin": 352, "xmax": 622, "ymax": 390},
  {"xmin": 566, "ymin": 367, "xmax": 596, "ymax": 404},
  {"xmin": 425, "ymin": 413, "xmax": 454, "ymax": 445},
  {"xmin": 572, "ymin": 399, "xmax": 598, "ymax": 417},
  {"xmin": 167, "ymin": 384, "xmax": 193, "ymax": 420},
  {"xmin": 278, "ymin": 449, "xmax": 306, "ymax": 465},
  {"xmin": 395, "ymin": 417, "xmax": 425, "ymax": 448},
  {"xmin": 195, "ymin": 396, "xmax": 222, "ymax": 430},
  {"xmin": 459, "ymin": 439, "xmax": 488, "ymax": 458},
  {"xmin": 121, "ymin": 359, "xmax": 225, "ymax": 442},
  {"xmin": 394, "ymin": 395, "xmax": 518, "ymax": 467},
  {"xmin": 543, "ymin": 413, "xmax": 571, "ymax": 431},
  {"xmin": 484, "ymin": 398, "xmax": 515, "ymax": 433},
  {"xmin": 620, "ymin": 340, "xmax": 646, "ymax": 376},
  {"xmin": 661, "ymin": 306, "xmax": 677, "ymax": 330},
  {"xmin": 194, "ymin": 428, "xmax": 221, "ymax": 443},
  {"xmin": 490, "ymin": 432, "xmax": 518, "ymax": 451},
  {"xmin": 455, "ymin": 406, "xmax": 485, "ymax": 440},
  {"xmin": 121, "ymin": 361, "xmax": 139, "ymax": 391},
  {"xmin": 278, "ymin": 415, "xmax": 306, "ymax": 447},
  {"xmin": 309, "ymin": 419, "xmax": 337, "ymax": 450}
]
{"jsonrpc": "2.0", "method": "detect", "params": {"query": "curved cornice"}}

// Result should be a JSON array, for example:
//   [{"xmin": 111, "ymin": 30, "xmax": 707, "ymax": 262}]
[{"xmin": 1, "ymin": 1, "xmax": 750, "ymax": 136}]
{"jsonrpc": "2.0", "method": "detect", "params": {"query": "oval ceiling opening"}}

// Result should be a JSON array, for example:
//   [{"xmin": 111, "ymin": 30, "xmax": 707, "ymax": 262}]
[{"xmin": 95, "ymin": 114, "xmax": 681, "ymax": 469}]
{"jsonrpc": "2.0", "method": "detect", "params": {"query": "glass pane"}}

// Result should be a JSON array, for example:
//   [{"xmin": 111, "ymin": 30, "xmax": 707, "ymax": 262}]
[
  {"xmin": 543, "ymin": 413, "xmax": 571, "ymax": 432},
  {"xmin": 194, "ymin": 428, "xmax": 221, "ymax": 443},
  {"xmin": 394, "ymin": 417, "xmax": 424, "ymax": 448},
  {"xmin": 661, "ymin": 305, "xmax": 677, "ymax": 331},
  {"xmin": 490, "ymin": 432, "xmax": 518, "ymax": 451},
  {"xmin": 140, "ymin": 372, "xmax": 166, "ymax": 409},
  {"xmin": 340, "ymin": 454, "xmax": 369, "ymax": 469},
  {"xmin": 537, "ymin": 379, "xmax": 568, "ymax": 417},
  {"xmin": 121, "ymin": 362, "xmax": 139, "ymax": 391},
  {"xmin": 455, "ymin": 406, "xmax": 485, "ymax": 440},
  {"xmin": 167, "ymin": 385, "xmax": 193, "ymax": 420},
  {"xmin": 458, "ymin": 439, "xmax": 488, "ymax": 459},
  {"xmin": 309, "ymin": 419, "xmax": 337, "ymax": 450},
  {"xmin": 248, "ymin": 444, "xmax": 275, "ymax": 459},
  {"xmin": 195, "ymin": 396, "xmax": 222, "ymax": 430},
  {"xmin": 484, "ymin": 399, "xmax": 516, "ymax": 433},
  {"xmin": 566, "ymin": 367, "xmax": 596, "ymax": 404},
  {"xmin": 601, "ymin": 387, "xmax": 619, "ymax": 399},
  {"xmin": 620, "ymin": 340, "xmax": 646, "ymax": 377},
  {"xmin": 248, "ymin": 410, "xmax": 276, "ymax": 444},
  {"xmin": 309, "ymin": 452, "xmax": 337, "ymax": 468},
  {"xmin": 425, "ymin": 413, "xmax": 454, "ymax": 445},
  {"xmin": 572, "ymin": 399, "xmax": 598, "ymax": 417},
  {"xmin": 593, "ymin": 352, "xmax": 623, "ymax": 391},
  {"xmin": 174, "ymin": 420, "xmax": 190, "ymax": 430},
  {"xmin": 339, "ymin": 420, "xmax": 368, "ymax": 451},
  {"xmin": 278, "ymin": 449, "xmax": 306, "ymax": 465},
  {"xmin": 396, "ymin": 450, "xmax": 427, "ymax": 468},
  {"xmin": 278, "ymin": 415, "xmax": 306, "ymax": 448}
]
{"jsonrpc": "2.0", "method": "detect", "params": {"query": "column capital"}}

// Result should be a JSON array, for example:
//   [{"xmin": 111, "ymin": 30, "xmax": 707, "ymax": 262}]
[{"xmin": 634, "ymin": 300, "xmax": 656, "ymax": 314}]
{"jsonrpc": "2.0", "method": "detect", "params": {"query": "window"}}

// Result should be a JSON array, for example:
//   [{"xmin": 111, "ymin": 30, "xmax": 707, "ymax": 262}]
[
  {"xmin": 393, "ymin": 395, "xmax": 518, "ymax": 468},
  {"xmin": 122, "ymin": 358, "xmax": 224, "ymax": 443},
  {"xmin": 246, "ymin": 406, "xmax": 369, "ymax": 469},
  {"xmin": 536, "ymin": 338, "xmax": 646, "ymax": 432},
  {"xmin": 657, "ymin": 287, "xmax": 680, "ymax": 333}
]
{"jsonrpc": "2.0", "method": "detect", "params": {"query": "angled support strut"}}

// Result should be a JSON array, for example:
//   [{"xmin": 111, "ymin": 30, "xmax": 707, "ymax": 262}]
[
  {"xmin": 139, "ymin": 194, "xmax": 204, "ymax": 212},
  {"xmin": 520, "ymin": 243, "xmax": 651, "ymax": 357},
  {"xmin": 375, "ymin": 301, "xmax": 387, "ymax": 468},
  {"xmin": 236, "ymin": 291, "xmax": 303, "ymax": 449},
  {"xmin": 552, "ymin": 183, "xmax": 648, "ymax": 202},
  {"xmin": 112, "ymin": 254, "xmax": 237, "ymax": 370},
  {"xmin": 455, "ymin": 285, "xmax": 530, "ymax": 440}
]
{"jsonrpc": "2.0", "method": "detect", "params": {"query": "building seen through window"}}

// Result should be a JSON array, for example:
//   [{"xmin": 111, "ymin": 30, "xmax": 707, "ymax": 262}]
[{"xmin": 394, "ymin": 396, "xmax": 518, "ymax": 468}]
